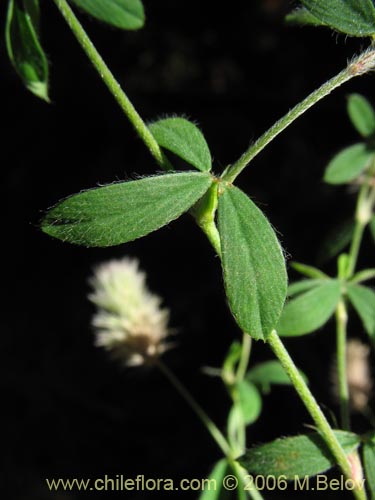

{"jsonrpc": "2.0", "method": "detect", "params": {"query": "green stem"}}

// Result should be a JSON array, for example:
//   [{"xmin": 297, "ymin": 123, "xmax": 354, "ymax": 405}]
[
  {"xmin": 223, "ymin": 47, "xmax": 375, "ymax": 184},
  {"xmin": 52, "ymin": 0, "xmax": 171, "ymax": 170},
  {"xmin": 157, "ymin": 360, "xmax": 264, "ymax": 500},
  {"xmin": 267, "ymin": 331, "xmax": 366, "ymax": 500},
  {"xmin": 236, "ymin": 333, "xmax": 252, "ymax": 382},
  {"xmin": 157, "ymin": 360, "xmax": 232, "ymax": 457},
  {"xmin": 335, "ymin": 300, "xmax": 350, "ymax": 431}
]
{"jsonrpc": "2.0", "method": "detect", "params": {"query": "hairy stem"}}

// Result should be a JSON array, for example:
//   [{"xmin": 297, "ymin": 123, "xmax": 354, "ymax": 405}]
[
  {"xmin": 335, "ymin": 300, "xmax": 350, "ymax": 430},
  {"xmin": 223, "ymin": 48, "xmax": 375, "ymax": 184},
  {"xmin": 268, "ymin": 331, "xmax": 366, "ymax": 500},
  {"xmin": 52, "ymin": 0, "xmax": 171, "ymax": 169}
]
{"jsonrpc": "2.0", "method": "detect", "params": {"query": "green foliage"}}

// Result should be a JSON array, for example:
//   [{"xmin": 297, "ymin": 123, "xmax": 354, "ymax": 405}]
[
  {"xmin": 246, "ymin": 360, "xmax": 307, "ymax": 394},
  {"xmin": 69, "ymin": 0, "xmax": 145, "ymax": 30},
  {"xmin": 149, "ymin": 118, "xmax": 212, "ymax": 172},
  {"xmin": 346, "ymin": 284, "xmax": 375, "ymax": 341},
  {"xmin": 291, "ymin": 261, "xmax": 329, "ymax": 279},
  {"xmin": 324, "ymin": 144, "xmax": 373, "ymax": 185},
  {"xmin": 239, "ymin": 431, "xmax": 360, "ymax": 479},
  {"xmin": 199, "ymin": 459, "xmax": 232, "ymax": 500},
  {"xmin": 5, "ymin": 0, "xmax": 49, "ymax": 101},
  {"xmin": 287, "ymin": 279, "xmax": 327, "ymax": 297},
  {"xmin": 285, "ymin": 8, "xmax": 327, "ymax": 27},
  {"xmin": 318, "ymin": 219, "xmax": 354, "ymax": 263},
  {"xmin": 348, "ymin": 94, "xmax": 375, "ymax": 138},
  {"xmin": 350, "ymin": 268, "xmax": 375, "ymax": 284},
  {"xmin": 41, "ymin": 172, "xmax": 212, "ymax": 247},
  {"xmin": 217, "ymin": 185, "xmax": 287, "ymax": 341},
  {"xmin": 277, "ymin": 281, "xmax": 341, "ymax": 336},
  {"xmin": 299, "ymin": 0, "xmax": 375, "ymax": 37},
  {"xmin": 363, "ymin": 435, "xmax": 375, "ymax": 500},
  {"xmin": 235, "ymin": 380, "xmax": 262, "ymax": 425}
]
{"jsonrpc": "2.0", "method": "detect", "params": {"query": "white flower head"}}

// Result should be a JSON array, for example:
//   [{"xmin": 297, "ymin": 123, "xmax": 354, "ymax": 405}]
[{"xmin": 88, "ymin": 257, "xmax": 171, "ymax": 367}]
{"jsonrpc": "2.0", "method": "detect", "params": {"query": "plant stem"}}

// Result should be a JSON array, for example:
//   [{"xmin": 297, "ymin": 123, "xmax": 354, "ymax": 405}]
[
  {"xmin": 157, "ymin": 360, "xmax": 232, "ymax": 457},
  {"xmin": 236, "ymin": 333, "xmax": 252, "ymax": 382},
  {"xmin": 52, "ymin": 0, "xmax": 171, "ymax": 170},
  {"xmin": 267, "ymin": 331, "xmax": 366, "ymax": 500},
  {"xmin": 335, "ymin": 300, "xmax": 350, "ymax": 431},
  {"xmin": 222, "ymin": 47, "xmax": 375, "ymax": 184},
  {"xmin": 157, "ymin": 360, "xmax": 264, "ymax": 500}
]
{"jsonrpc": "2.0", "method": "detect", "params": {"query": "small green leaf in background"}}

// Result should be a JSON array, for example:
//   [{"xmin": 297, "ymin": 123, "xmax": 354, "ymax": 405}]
[
  {"xmin": 300, "ymin": 0, "xmax": 375, "ymax": 37},
  {"xmin": 246, "ymin": 360, "xmax": 307, "ymax": 394},
  {"xmin": 291, "ymin": 261, "xmax": 329, "ymax": 279},
  {"xmin": 350, "ymin": 268, "xmax": 375, "ymax": 284},
  {"xmin": 5, "ymin": 0, "xmax": 49, "ymax": 101},
  {"xmin": 318, "ymin": 219, "xmax": 355, "ymax": 263},
  {"xmin": 347, "ymin": 94, "xmax": 375, "ymax": 138},
  {"xmin": 235, "ymin": 380, "xmax": 262, "ymax": 425},
  {"xmin": 285, "ymin": 7, "xmax": 327, "ymax": 27},
  {"xmin": 324, "ymin": 144, "xmax": 373, "ymax": 185},
  {"xmin": 347, "ymin": 284, "xmax": 375, "ymax": 342},
  {"xmin": 363, "ymin": 435, "xmax": 375, "ymax": 500},
  {"xmin": 199, "ymin": 459, "xmax": 232, "ymax": 500},
  {"xmin": 41, "ymin": 172, "xmax": 212, "ymax": 247},
  {"xmin": 277, "ymin": 281, "xmax": 341, "ymax": 336},
  {"xmin": 149, "ymin": 117, "xmax": 212, "ymax": 172},
  {"xmin": 288, "ymin": 279, "xmax": 327, "ymax": 297},
  {"xmin": 218, "ymin": 185, "xmax": 287, "ymax": 341},
  {"xmin": 239, "ymin": 431, "xmax": 360, "ymax": 479},
  {"xmin": 69, "ymin": 0, "xmax": 145, "ymax": 30}
]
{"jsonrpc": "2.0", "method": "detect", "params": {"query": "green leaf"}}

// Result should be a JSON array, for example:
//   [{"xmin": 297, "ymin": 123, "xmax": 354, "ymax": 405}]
[
  {"xmin": 277, "ymin": 281, "xmax": 342, "ymax": 336},
  {"xmin": 217, "ymin": 185, "xmax": 287, "ymax": 341},
  {"xmin": 69, "ymin": 0, "xmax": 145, "ymax": 30},
  {"xmin": 291, "ymin": 261, "xmax": 329, "ymax": 279},
  {"xmin": 324, "ymin": 144, "xmax": 373, "ymax": 185},
  {"xmin": 285, "ymin": 7, "xmax": 327, "ymax": 27},
  {"xmin": 199, "ymin": 460, "xmax": 231, "ymax": 500},
  {"xmin": 246, "ymin": 360, "xmax": 307, "ymax": 394},
  {"xmin": 149, "ymin": 117, "xmax": 212, "ymax": 172},
  {"xmin": 363, "ymin": 436, "xmax": 375, "ymax": 500},
  {"xmin": 350, "ymin": 268, "xmax": 375, "ymax": 284},
  {"xmin": 41, "ymin": 172, "xmax": 212, "ymax": 247},
  {"xmin": 300, "ymin": 0, "xmax": 375, "ymax": 37},
  {"xmin": 347, "ymin": 284, "xmax": 375, "ymax": 340},
  {"xmin": 348, "ymin": 94, "xmax": 375, "ymax": 138},
  {"xmin": 288, "ymin": 279, "xmax": 326, "ymax": 297},
  {"xmin": 239, "ymin": 431, "xmax": 360, "ymax": 479},
  {"xmin": 236, "ymin": 380, "xmax": 262, "ymax": 425},
  {"xmin": 5, "ymin": 0, "xmax": 49, "ymax": 101},
  {"xmin": 318, "ymin": 219, "xmax": 355, "ymax": 263}
]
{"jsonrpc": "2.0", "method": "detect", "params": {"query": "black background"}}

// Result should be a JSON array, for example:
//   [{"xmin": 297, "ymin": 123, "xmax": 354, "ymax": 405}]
[{"xmin": 2, "ymin": 0, "xmax": 375, "ymax": 498}]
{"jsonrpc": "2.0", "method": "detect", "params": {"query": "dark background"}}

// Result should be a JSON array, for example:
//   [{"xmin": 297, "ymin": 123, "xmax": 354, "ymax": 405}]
[{"xmin": 2, "ymin": 0, "xmax": 375, "ymax": 498}]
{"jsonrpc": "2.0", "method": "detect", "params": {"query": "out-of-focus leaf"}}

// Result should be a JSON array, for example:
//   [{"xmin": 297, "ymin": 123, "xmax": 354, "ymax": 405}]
[
  {"xmin": 149, "ymin": 117, "xmax": 212, "ymax": 172},
  {"xmin": 347, "ymin": 284, "xmax": 375, "ymax": 341},
  {"xmin": 199, "ymin": 459, "xmax": 232, "ymax": 500},
  {"xmin": 347, "ymin": 94, "xmax": 375, "ymax": 138},
  {"xmin": 5, "ymin": 0, "xmax": 49, "ymax": 101},
  {"xmin": 288, "ymin": 279, "xmax": 326, "ymax": 297},
  {"xmin": 218, "ymin": 185, "xmax": 287, "ymax": 341},
  {"xmin": 69, "ymin": 0, "xmax": 145, "ymax": 30},
  {"xmin": 324, "ymin": 144, "xmax": 373, "ymax": 185},
  {"xmin": 277, "ymin": 281, "xmax": 342, "ymax": 336},
  {"xmin": 363, "ymin": 435, "xmax": 375, "ymax": 500},
  {"xmin": 300, "ymin": 0, "xmax": 375, "ymax": 37},
  {"xmin": 291, "ymin": 261, "xmax": 329, "ymax": 279},
  {"xmin": 318, "ymin": 219, "xmax": 355, "ymax": 263},
  {"xmin": 236, "ymin": 380, "xmax": 262, "ymax": 425},
  {"xmin": 239, "ymin": 431, "xmax": 360, "ymax": 479},
  {"xmin": 350, "ymin": 269, "xmax": 375, "ymax": 284},
  {"xmin": 246, "ymin": 360, "xmax": 307, "ymax": 394},
  {"xmin": 41, "ymin": 172, "xmax": 212, "ymax": 247}
]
